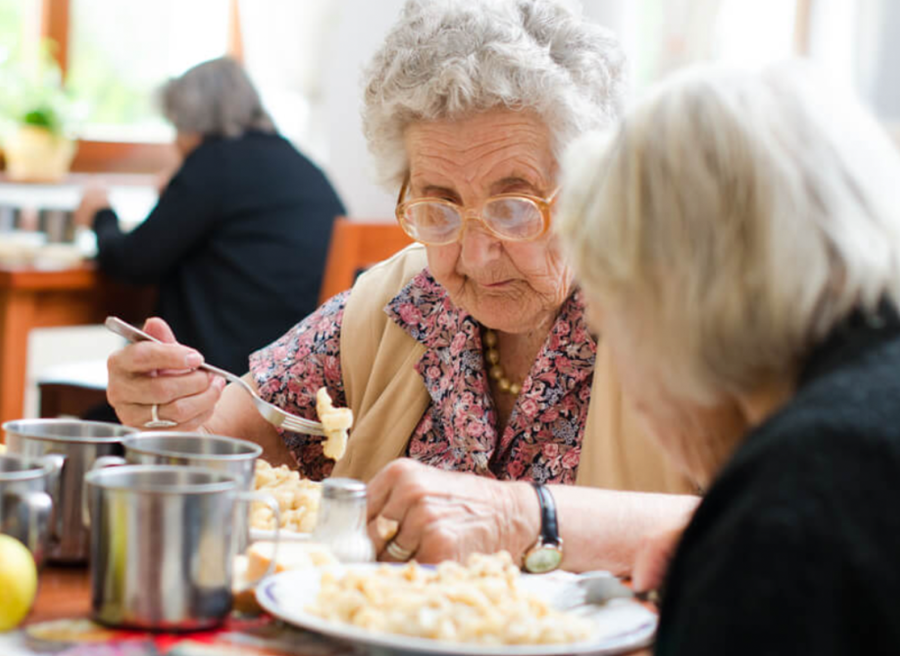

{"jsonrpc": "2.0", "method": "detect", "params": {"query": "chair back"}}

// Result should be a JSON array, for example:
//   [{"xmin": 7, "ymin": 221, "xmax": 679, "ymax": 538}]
[{"xmin": 319, "ymin": 217, "xmax": 414, "ymax": 304}]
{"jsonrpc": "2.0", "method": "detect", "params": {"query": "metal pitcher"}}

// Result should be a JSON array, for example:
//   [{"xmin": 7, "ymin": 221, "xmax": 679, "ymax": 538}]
[
  {"xmin": 3, "ymin": 419, "xmax": 137, "ymax": 563},
  {"xmin": 96, "ymin": 432, "xmax": 261, "ymax": 551},
  {"xmin": 84, "ymin": 465, "xmax": 279, "ymax": 631},
  {"xmin": 0, "ymin": 452, "xmax": 63, "ymax": 566}
]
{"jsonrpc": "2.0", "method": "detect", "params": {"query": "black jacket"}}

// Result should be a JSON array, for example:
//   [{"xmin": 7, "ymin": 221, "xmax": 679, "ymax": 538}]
[
  {"xmin": 657, "ymin": 305, "xmax": 900, "ymax": 655},
  {"xmin": 93, "ymin": 131, "xmax": 345, "ymax": 373}
]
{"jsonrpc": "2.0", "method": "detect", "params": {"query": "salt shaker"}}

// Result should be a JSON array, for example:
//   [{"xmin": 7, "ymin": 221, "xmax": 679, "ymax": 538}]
[{"xmin": 311, "ymin": 477, "xmax": 376, "ymax": 563}]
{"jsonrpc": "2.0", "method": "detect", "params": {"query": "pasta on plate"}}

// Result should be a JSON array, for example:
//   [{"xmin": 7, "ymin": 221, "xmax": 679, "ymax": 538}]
[{"xmin": 309, "ymin": 552, "xmax": 594, "ymax": 645}]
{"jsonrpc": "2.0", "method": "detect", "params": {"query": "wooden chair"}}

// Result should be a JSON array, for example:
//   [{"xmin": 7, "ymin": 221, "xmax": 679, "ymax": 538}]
[
  {"xmin": 38, "ymin": 360, "xmax": 108, "ymax": 419},
  {"xmin": 318, "ymin": 217, "xmax": 414, "ymax": 304}
]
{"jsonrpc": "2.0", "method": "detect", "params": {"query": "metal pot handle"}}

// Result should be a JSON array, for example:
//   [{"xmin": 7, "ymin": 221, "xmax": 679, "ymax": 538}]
[
  {"xmin": 39, "ymin": 453, "xmax": 66, "ymax": 542},
  {"xmin": 2, "ymin": 489, "xmax": 53, "ymax": 567},
  {"xmin": 234, "ymin": 490, "xmax": 281, "ymax": 591},
  {"xmin": 83, "ymin": 456, "xmax": 128, "ymax": 528}
]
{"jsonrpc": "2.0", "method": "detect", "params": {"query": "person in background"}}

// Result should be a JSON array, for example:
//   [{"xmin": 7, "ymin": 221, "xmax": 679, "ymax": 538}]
[
  {"xmin": 559, "ymin": 63, "xmax": 900, "ymax": 654},
  {"xmin": 75, "ymin": 57, "xmax": 345, "ymax": 375}
]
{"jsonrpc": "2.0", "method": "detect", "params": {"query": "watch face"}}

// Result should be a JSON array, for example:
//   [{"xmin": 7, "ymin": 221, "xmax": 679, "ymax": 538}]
[{"xmin": 524, "ymin": 546, "xmax": 563, "ymax": 574}]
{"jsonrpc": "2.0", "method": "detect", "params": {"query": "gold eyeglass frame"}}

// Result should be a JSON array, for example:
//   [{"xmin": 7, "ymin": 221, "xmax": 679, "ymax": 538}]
[{"xmin": 394, "ymin": 174, "xmax": 560, "ymax": 245}]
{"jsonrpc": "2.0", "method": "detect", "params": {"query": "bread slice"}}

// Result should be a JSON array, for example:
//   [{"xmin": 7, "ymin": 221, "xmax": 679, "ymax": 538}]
[
  {"xmin": 232, "ymin": 541, "xmax": 339, "ymax": 615},
  {"xmin": 246, "ymin": 540, "xmax": 339, "ymax": 581}
]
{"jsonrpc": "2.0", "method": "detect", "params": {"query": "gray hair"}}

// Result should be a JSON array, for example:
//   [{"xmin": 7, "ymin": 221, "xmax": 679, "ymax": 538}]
[
  {"xmin": 558, "ymin": 63, "xmax": 900, "ymax": 404},
  {"xmin": 362, "ymin": 0, "xmax": 626, "ymax": 188},
  {"xmin": 160, "ymin": 57, "xmax": 275, "ymax": 138}
]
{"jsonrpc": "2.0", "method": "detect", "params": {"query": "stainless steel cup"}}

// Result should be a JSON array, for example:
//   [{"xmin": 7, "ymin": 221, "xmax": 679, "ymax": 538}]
[
  {"xmin": 3, "ymin": 419, "xmax": 138, "ymax": 563},
  {"xmin": 84, "ymin": 465, "xmax": 279, "ymax": 631},
  {"xmin": 0, "ymin": 205, "xmax": 21, "ymax": 232},
  {"xmin": 38, "ymin": 208, "xmax": 76, "ymax": 243},
  {"xmin": 0, "ymin": 452, "xmax": 63, "ymax": 566},
  {"xmin": 97, "ymin": 433, "xmax": 261, "ymax": 552}
]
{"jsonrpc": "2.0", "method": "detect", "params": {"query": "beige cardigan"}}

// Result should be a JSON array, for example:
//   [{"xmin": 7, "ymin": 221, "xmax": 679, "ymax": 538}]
[{"xmin": 331, "ymin": 245, "xmax": 694, "ymax": 494}]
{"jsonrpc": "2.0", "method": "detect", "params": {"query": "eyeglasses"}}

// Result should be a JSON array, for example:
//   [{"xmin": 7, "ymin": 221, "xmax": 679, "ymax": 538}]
[{"xmin": 394, "ymin": 175, "xmax": 559, "ymax": 246}]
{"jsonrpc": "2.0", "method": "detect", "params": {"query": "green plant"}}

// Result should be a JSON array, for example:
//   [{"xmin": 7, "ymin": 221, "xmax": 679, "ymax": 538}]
[
  {"xmin": 0, "ymin": 39, "xmax": 77, "ymax": 139},
  {"xmin": 23, "ymin": 107, "xmax": 62, "ymax": 131}
]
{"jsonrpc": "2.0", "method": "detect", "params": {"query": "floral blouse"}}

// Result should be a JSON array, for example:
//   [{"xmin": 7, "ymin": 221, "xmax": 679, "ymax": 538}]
[{"xmin": 250, "ymin": 270, "xmax": 597, "ymax": 483}]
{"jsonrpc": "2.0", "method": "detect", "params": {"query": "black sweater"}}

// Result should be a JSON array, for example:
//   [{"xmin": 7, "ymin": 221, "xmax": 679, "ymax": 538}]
[
  {"xmin": 93, "ymin": 132, "xmax": 345, "ymax": 374},
  {"xmin": 656, "ymin": 307, "xmax": 900, "ymax": 655}
]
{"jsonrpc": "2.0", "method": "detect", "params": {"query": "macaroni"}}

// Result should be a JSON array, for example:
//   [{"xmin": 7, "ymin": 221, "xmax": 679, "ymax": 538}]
[
  {"xmin": 316, "ymin": 387, "xmax": 352, "ymax": 461},
  {"xmin": 309, "ymin": 552, "xmax": 594, "ymax": 645},
  {"xmin": 250, "ymin": 460, "xmax": 321, "ymax": 533}
]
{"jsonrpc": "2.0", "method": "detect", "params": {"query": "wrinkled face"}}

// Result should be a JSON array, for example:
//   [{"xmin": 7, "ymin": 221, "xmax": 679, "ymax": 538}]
[
  {"xmin": 584, "ymin": 297, "xmax": 747, "ymax": 486},
  {"xmin": 404, "ymin": 110, "xmax": 573, "ymax": 335}
]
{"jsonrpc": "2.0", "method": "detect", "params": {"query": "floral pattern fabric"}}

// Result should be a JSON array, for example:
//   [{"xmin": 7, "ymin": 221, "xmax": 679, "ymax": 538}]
[{"xmin": 250, "ymin": 269, "xmax": 596, "ymax": 483}]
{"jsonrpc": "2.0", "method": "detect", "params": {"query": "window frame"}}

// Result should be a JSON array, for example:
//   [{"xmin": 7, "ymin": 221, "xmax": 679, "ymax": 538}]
[
  {"xmin": 34, "ymin": 0, "xmax": 810, "ymax": 172},
  {"xmin": 38, "ymin": 0, "xmax": 243, "ymax": 172}
]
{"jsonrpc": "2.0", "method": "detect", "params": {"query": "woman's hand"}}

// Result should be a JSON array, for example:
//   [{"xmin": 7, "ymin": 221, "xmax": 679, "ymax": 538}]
[
  {"xmin": 106, "ymin": 317, "xmax": 226, "ymax": 430},
  {"xmin": 74, "ymin": 183, "xmax": 112, "ymax": 228},
  {"xmin": 366, "ymin": 459, "xmax": 539, "ymax": 564},
  {"xmin": 631, "ymin": 524, "xmax": 687, "ymax": 594}
]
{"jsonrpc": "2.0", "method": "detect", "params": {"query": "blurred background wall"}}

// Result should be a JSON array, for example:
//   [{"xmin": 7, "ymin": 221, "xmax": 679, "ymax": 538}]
[{"xmin": 2, "ymin": 0, "xmax": 898, "ymax": 220}]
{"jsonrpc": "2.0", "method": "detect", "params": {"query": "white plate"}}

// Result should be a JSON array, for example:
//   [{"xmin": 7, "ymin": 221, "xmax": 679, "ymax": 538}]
[
  {"xmin": 250, "ymin": 528, "xmax": 311, "ymax": 543},
  {"xmin": 256, "ymin": 565, "xmax": 656, "ymax": 656}
]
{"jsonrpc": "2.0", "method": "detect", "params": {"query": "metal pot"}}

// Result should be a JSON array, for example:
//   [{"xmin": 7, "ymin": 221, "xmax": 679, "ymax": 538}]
[
  {"xmin": 3, "ymin": 419, "xmax": 137, "ymax": 563},
  {"xmin": 84, "ymin": 465, "xmax": 279, "ymax": 631},
  {"xmin": 96, "ymin": 432, "xmax": 261, "ymax": 552},
  {"xmin": 38, "ymin": 208, "xmax": 76, "ymax": 243}
]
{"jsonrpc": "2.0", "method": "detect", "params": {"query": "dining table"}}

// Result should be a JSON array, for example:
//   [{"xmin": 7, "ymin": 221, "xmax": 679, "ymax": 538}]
[
  {"xmin": 1, "ymin": 564, "xmax": 364, "ymax": 656},
  {"xmin": 0, "ymin": 172, "xmax": 159, "ymax": 427},
  {"xmin": 0, "ymin": 565, "xmax": 653, "ymax": 656},
  {"xmin": 0, "ymin": 263, "xmax": 156, "ymax": 427}
]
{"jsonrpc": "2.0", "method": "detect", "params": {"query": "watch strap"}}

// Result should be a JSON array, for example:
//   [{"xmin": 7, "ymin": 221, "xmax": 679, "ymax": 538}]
[{"xmin": 532, "ymin": 483, "xmax": 560, "ymax": 548}]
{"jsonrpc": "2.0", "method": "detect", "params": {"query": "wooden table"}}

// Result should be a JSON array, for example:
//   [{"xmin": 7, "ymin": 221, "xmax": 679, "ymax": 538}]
[
  {"xmin": 20, "ymin": 566, "xmax": 358, "ymax": 655},
  {"xmin": 28, "ymin": 565, "xmax": 92, "ymax": 624},
  {"xmin": 23, "ymin": 567, "xmax": 650, "ymax": 655},
  {"xmin": 0, "ymin": 264, "xmax": 155, "ymax": 427}
]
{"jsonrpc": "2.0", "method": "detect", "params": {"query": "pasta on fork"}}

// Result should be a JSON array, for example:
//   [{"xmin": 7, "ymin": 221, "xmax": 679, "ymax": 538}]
[{"xmin": 316, "ymin": 387, "xmax": 353, "ymax": 461}]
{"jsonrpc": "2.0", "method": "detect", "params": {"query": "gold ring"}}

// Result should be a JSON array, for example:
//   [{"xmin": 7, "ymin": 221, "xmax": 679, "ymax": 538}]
[
  {"xmin": 143, "ymin": 403, "xmax": 178, "ymax": 429},
  {"xmin": 385, "ymin": 539, "xmax": 414, "ymax": 562}
]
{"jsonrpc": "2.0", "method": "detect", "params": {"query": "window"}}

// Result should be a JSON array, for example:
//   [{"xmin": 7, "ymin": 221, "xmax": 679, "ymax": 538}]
[
  {"xmin": 0, "ymin": 0, "xmax": 43, "ymax": 135},
  {"xmin": 621, "ymin": 0, "xmax": 802, "ymax": 91},
  {"xmin": 0, "ymin": 0, "xmax": 40, "ymax": 62},
  {"xmin": 66, "ymin": 0, "xmax": 230, "ymax": 142}
]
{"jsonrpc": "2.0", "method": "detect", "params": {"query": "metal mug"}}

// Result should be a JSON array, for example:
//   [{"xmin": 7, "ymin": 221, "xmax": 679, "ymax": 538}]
[
  {"xmin": 84, "ymin": 464, "xmax": 280, "ymax": 631},
  {"xmin": 3, "ymin": 419, "xmax": 138, "ymax": 563},
  {"xmin": 95, "ymin": 433, "xmax": 261, "ymax": 552},
  {"xmin": 38, "ymin": 208, "xmax": 76, "ymax": 243},
  {"xmin": 0, "ymin": 452, "xmax": 63, "ymax": 566},
  {"xmin": 0, "ymin": 205, "xmax": 21, "ymax": 232}
]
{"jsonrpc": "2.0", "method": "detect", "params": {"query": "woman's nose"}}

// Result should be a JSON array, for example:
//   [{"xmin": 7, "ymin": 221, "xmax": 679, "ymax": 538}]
[{"xmin": 458, "ymin": 215, "xmax": 502, "ymax": 266}]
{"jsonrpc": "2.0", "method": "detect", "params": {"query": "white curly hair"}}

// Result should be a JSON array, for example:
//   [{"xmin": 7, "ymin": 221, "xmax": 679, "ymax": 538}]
[{"xmin": 362, "ymin": 0, "xmax": 626, "ymax": 188}]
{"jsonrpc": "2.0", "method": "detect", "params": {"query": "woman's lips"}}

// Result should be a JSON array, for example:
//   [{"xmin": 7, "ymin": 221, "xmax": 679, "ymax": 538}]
[{"xmin": 484, "ymin": 280, "xmax": 513, "ymax": 288}]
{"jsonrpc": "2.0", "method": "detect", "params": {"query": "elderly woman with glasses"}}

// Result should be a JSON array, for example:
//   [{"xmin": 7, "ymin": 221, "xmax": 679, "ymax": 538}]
[{"xmin": 104, "ymin": 0, "xmax": 697, "ymax": 572}]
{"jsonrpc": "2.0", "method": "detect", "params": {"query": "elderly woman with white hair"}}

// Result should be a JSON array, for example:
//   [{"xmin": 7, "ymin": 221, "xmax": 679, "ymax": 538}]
[
  {"xmin": 559, "ymin": 63, "xmax": 900, "ymax": 653},
  {"xmin": 76, "ymin": 57, "xmax": 345, "ymax": 375},
  {"xmin": 104, "ymin": 0, "xmax": 698, "ymax": 573}
]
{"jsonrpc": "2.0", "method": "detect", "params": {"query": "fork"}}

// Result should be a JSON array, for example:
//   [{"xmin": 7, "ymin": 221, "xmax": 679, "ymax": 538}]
[
  {"xmin": 105, "ymin": 316, "xmax": 326, "ymax": 436},
  {"xmin": 553, "ymin": 572, "xmax": 659, "ymax": 611}
]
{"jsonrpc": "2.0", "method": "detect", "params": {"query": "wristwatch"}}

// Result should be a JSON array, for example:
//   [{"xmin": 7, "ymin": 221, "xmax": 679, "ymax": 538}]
[{"xmin": 522, "ymin": 483, "xmax": 564, "ymax": 573}]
